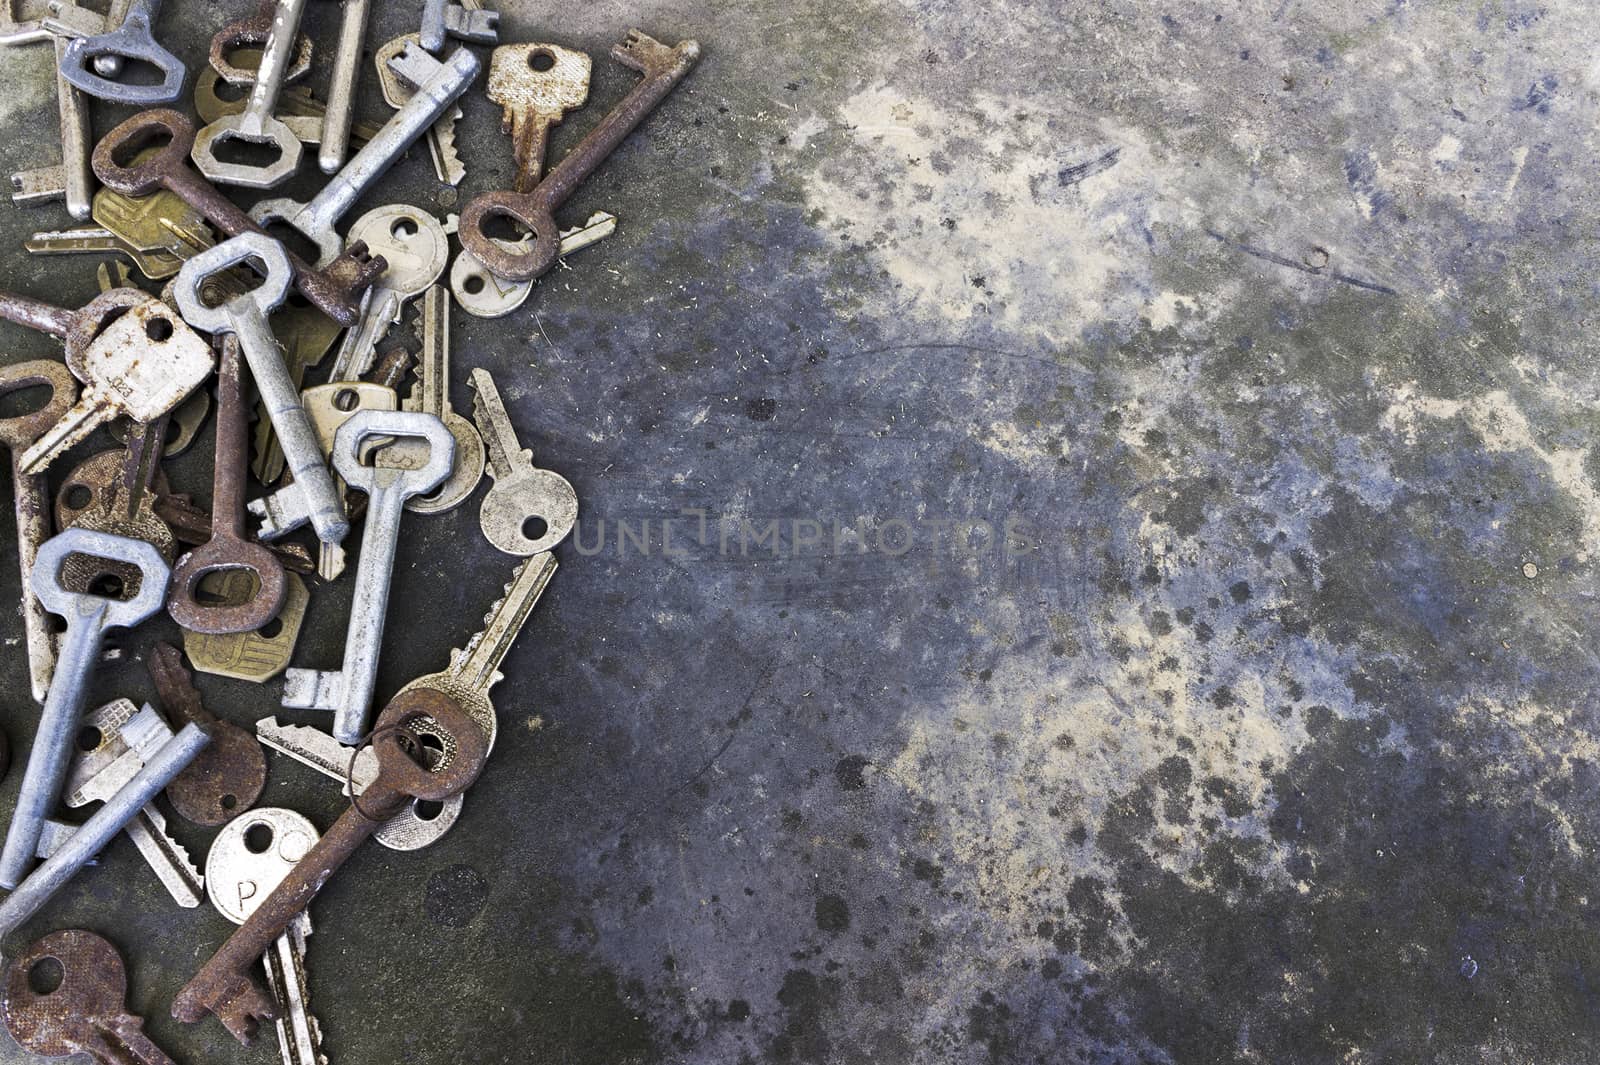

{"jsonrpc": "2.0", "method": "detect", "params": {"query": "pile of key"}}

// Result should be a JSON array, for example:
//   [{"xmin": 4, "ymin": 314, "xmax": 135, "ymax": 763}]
[{"xmin": 0, "ymin": 1, "xmax": 699, "ymax": 1060}]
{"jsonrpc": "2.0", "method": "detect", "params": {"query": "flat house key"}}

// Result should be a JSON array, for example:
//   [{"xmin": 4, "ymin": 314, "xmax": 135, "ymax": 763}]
[
  {"xmin": 167, "ymin": 335, "xmax": 288, "ymax": 634},
  {"xmin": 0, "ymin": 528, "xmax": 169, "ymax": 889},
  {"xmin": 325, "ymin": 204, "xmax": 449, "ymax": 383},
  {"xmin": 175, "ymin": 233, "xmax": 350, "ymax": 546},
  {"xmin": 374, "ymin": 33, "xmax": 464, "ymax": 186},
  {"xmin": 173, "ymin": 691, "xmax": 487, "ymax": 1043},
  {"xmin": 249, "ymin": 44, "xmax": 483, "ymax": 267},
  {"xmin": 283, "ymin": 410, "xmax": 456, "ymax": 744},
  {"xmin": 3, "ymin": 930, "xmax": 178, "ymax": 1065},
  {"xmin": 391, "ymin": 284, "xmax": 484, "ymax": 515},
  {"xmin": 149, "ymin": 642, "xmax": 268, "ymax": 826},
  {"xmin": 487, "ymin": 43, "xmax": 591, "ymax": 194},
  {"xmin": 471, "ymin": 368, "xmax": 577, "ymax": 556},
  {"xmin": 460, "ymin": 31, "xmax": 700, "ymax": 281},
  {"xmin": 191, "ymin": 0, "xmax": 310, "ymax": 189},
  {"xmin": 59, "ymin": 0, "xmax": 186, "ymax": 105},
  {"xmin": 92, "ymin": 109, "xmax": 385, "ymax": 327},
  {"xmin": 19, "ymin": 298, "xmax": 215, "ymax": 477},
  {"xmin": 0, "ymin": 361, "xmax": 77, "ymax": 702}
]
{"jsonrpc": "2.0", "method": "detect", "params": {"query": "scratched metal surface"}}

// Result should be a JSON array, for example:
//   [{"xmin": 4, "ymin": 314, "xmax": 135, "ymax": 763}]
[{"xmin": 0, "ymin": 1, "xmax": 1597, "ymax": 1062}]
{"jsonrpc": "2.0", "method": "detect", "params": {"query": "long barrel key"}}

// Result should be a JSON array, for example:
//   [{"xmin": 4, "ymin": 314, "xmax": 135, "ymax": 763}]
[
  {"xmin": 190, "ymin": 0, "xmax": 309, "ymax": 188},
  {"xmin": 59, "ymin": 0, "xmax": 185, "ymax": 105}
]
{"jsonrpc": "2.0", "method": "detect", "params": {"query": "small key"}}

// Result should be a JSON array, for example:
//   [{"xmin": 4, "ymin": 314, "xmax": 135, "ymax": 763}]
[
  {"xmin": 167, "ymin": 335, "xmax": 288, "ymax": 634},
  {"xmin": 420, "ymin": 0, "xmax": 497, "ymax": 52},
  {"xmin": 257, "ymin": 717, "xmax": 464, "ymax": 850},
  {"xmin": 25, "ymin": 227, "xmax": 186, "ymax": 279},
  {"xmin": 183, "ymin": 572, "xmax": 310, "ymax": 683},
  {"xmin": 470, "ymin": 368, "xmax": 578, "ymax": 556},
  {"xmin": 0, "ymin": 528, "xmax": 170, "ymax": 889},
  {"xmin": 327, "ymin": 204, "xmax": 449, "ymax": 383},
  {"xmin": 173, "ymin": 691, "xmax": 487, "ymax": 1042},
  {"xmin": 488, "ymin": 43, "xmax": 590, "ymax": 193},
  {"xmin": 20, "ymin": 297, "xmax": 213, "ymax": 476},
  {"xmin": 385, "ymin": 284, "xmax": 484, "ymax": 514},
  {"xmin": 149, "ymin": 642, "xmax": 268, "ymax": 825},
  {"xmin": 191, "ymin": 0, "xmax": 310, "ymax": 188},
  {"xmin": 196, "ymin": 49, "xmax": 384, "ymax": 147},
  {"xmin": 93, "ymin": 108, "xmax": 385, "ymax": 326},
  {"xmin": 282, "ymin": 411, "xmax": 456, "ymax": 743},
  {"xmin": 61, "ymin": 698, "xmax": 205, "ymax": 908},
  {"xmin": 59, "ymin": 0, "xmax": 185, "ymax": 105},
  {"xmin": 206, "ymin": 808, "xmax": 326, "ymax": 1065},
  {"xmin": 0, "ymin": 361, "xmax": 77, "ymax": 702},
  {"xmin": 175, "ymin": 233, "xmax": 349, "ymax": 546},
  {"xmin": 398, "ymin": 551, "xmax": 557, "ymax": 751},
  {"xmin": 3, "ymin": 930, "xmax": 178, "ymax": 1065},
  {"xmin": 209, "ymin": 0, "xmax": 312, "ymax": 85},
  {"xmin": 460, "ymin": 31, "xmax": 700, "ymax": 281},
  {"xmin": 449, "ymin": 210, "xmax": 617, "ymax": 318},
  {"xmin": 375, "ymin": 33, "xmax": 464, "ymax": 186}
]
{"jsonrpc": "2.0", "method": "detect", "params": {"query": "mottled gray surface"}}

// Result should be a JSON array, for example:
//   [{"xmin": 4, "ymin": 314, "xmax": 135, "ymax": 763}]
[{"xmin": 0, "ymin": 0, "xmax": 1596, "ymax": 1062}]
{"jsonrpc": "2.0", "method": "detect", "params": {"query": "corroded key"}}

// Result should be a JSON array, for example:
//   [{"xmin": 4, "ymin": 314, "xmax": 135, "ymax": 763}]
[
  {"xmin": 191, "ymin": 0, "xmax": 310, "ymax": 188},
  {"xmin": 375, "ymin": 33, "xmax": 463, "ymax": 185},
  {"xmin": 470, "ymin": 367, "xmax": 577, "ymax": 556},
  {"xmin": 172, "ymin": 691, "xmax": 488, "ymax": 1043},
  {"xmin": 149, "ymin": 642, "xmax": 267, "ymax": 826},
  {"xmin": 209, "ymin": 0, "xmax": 312, "ymax": 85},
  {"xmin": 487, "ymin": 43, "xmax": 591, "ymax": 193},
  {"xmin": 459, "ymin": 31, "xmax": 699, "ymax": 281},
  {"xmin": 4, "ymin": 930, "xmax": 177, "ymax": 1065},
  {"xmin": 195, "ymin": 49, "xmax": 383, "ymax": 147},
  {"xmin": 93, "ymin": 109, "xmax": 385, "ymax": 326}
]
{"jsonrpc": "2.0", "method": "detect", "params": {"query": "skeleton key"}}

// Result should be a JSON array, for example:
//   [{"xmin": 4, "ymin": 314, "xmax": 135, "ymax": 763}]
[
  {"xmin": 380, "ymin": 285, "xmax": 483, "ymax": 514},
  {"xmin": 19, "ymin": 299, "xmax": 214, "ymax": 477},
  {"xmin": 256, "ymin": 718, "xmax": 464, "ymax": 850},
  {"xmin": 420, "ymin": 0, "xmax": 497, "ymax": 52},
  {"xmin": 172, "ymin": 691, "xmax": 487, "ymax": 1042},
  {"xmin": 167, "ymin": 336, "xmax": 288, "ymax": 634},
  {"xmin": 205, "ymin": 809, "xmax": 326, "ymax": 1065},
  {"xmin": 149, "ymin": 642, "xmax": 267, "ymax": 825},
  {"xmin": 3, "ymin": 930, "xmax": 178, "ymax": 1065},
  {"xmin": 0, "ymin": 529, "xmax": 170, "ymax": 889},
  {"xmin": 282, "ymin": 411, "xmax": 455, "ymax": 743},
  {"xmin": 184, "ymin": 572, "xmax": 310, "ymax": 683},
  {"xmin": 0, "ymin": 361, "xmax": 77, "ymax": 703},
  {"xmin": 61, "ymin": 699, "xmax": 205, "ymax": 908},
  {"xmin": 0, "ymin": 285, "xmax": 144, "ymax": 354},
  {"xmin": 328, "ymin": 205, "xmax": 449, "ymax": 383},
  {"xmin": 191, "ymin": 0, "xmax": 311, "ymax": 188},
  {"xmin": 251, "ymin": 297, "xmax": 346, "ymax": 485},
  {"xmin": 196, "ymin": 50, "xmax": 383, "ymax": 147},
  {"xmin": 470, "ymin": 368, "xmax": 577, "ymax": 556},
  {"xmin": 320, "ymin": 0, "xmax": 370, "ymax": 174},
  {"xmin": 448, "ymin": 210, "xmax": 618, "ymax": 318},
  {"xmin": 375, "ymin": 33, "xmax": 464, "ymax": 186},
  {"xmin": 460, "ymin": 31, "xmax": 700, "ymax": 281},
  {"xmin": 175, "ymin": 233, "xmax": 349, "ymax": 546},
  {"xmin": 24, "ymin": 227, "xmax": 186, "ymax": 279},
  {"xmin": 93, "ymin": 109, "xmax": 385, "ymax": 326},
  {"xmin": 250, "ymin": 44, "xmax": 482, "ymax": 266},
  {"xmin": 398, "ymin": 551, "xmax": 557, "ymax": 751},
  {"xmin": 299, "ymin": 381, "xmax": 399, "ymax": 580},
  {"xmin": 59, "ymin": 0, "xmax": 185, "ymax": 105},
  {"xmin": 209, "ymin": 0, "xmax": 312, "ymax": 85},
  {"xmin": 488, "ymin": 44, "xmax": 591, "ymax": 193}
]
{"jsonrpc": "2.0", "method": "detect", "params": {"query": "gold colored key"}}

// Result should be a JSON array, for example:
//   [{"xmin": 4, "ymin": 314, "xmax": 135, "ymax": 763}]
[{"xmin": 183, "ymin": 572, "xmax": 309, "ymax": 683}]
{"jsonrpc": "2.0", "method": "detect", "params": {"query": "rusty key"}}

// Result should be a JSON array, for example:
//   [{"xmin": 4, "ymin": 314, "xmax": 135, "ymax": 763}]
[
  {"xmin": 148, "ymin": 642, "xmax": 267, "ymax": 826},
  {"xmin": 172, "ymin": 689, "xmax": 487, "ymax": 1042},
  {"xmin": 167, "ymin": 336, "xmax": 287, "ymax": 634},
  {"xmin": 3, "ymin": 929, "xmax": 176, "ymax": 1065},
  {"xmin": 91, "ymin": 110, "xmax": 385, "ymax": 326},
  {"xmin": 458, "ymin": 30, "xmax": 699, "ymax": 281},
  {"xmin": 209, "ymin": 0, "xmax": 313, "ymax": 86},
  {"xmin": 0, "ymin": 362, "xmax": 76, "ymax": 703},
  {"xmin": 0, "ymin": 286, "xmax": 148, "ymax": 359}
]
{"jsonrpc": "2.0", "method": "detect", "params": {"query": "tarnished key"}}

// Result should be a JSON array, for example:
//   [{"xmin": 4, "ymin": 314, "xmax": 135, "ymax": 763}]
[
  {"xmin": 470, "ymin": 368, "xmax": 577, "ymax": 556},
  {"xmin": 4, "ymin": 24, "xmax": 96, "ymax": 218},
  {"xmin": 0, "ymin": 528, "xmax": 170, "ymax": 889},
  {"xmin": 300, "ymin": 381, "xmax": 399, "ymax": 580},
  {"xmin": 149, "ymin": 642, "xmax": 267, "ymax": 825},
  {"xmin": 420, "ymin": 0, "xmax": 497, "ymax": 52},
  {"xmin": 173, "ymin": 692, "xmax": 487, "ymax": 1042},
  {"xmin": 93, "ymin": 172, "xmax": 216, "ymax": 263},
  {"xmin": 24, "ymin": 227, "xmax": 185, "ymax": 279},
  {"xmin": 59, "ymin": 0, "xmax": 185, "ymax": 105},
  {"xmin": 60, "ymin": 698, "xmax": 205, "ymax": 908},
  {"xmin": 326, "ymin": 204, "xmax": 449, "ymax": 383},
  {"xmin": 487, "ymin": 43, "xmax": 590, "ymax": 193},
  {"xmin": 206, "ymin": 809, "xmax": 326, "ymax": 1065},
  {"xmin": 282, "ymin": 411, "xmax": 455, "ymax": 744},
  {"xmin": 183, "ymin": 572, "xmax": 310, "ymax": 684},
  {"xmin": 0, "ymin": 361, "xmax": 77, "ymax": 702},
  {"xmin": 3, "ymin": 930, "xmax": 178, "ymax": 1065},
  {"xmin": 460, "ymin": 31, "xmax": 700, "ymax": 281},
  {"xmin": 109, "ymin": 389, "xmax": 211, "ymax": 459},
  {"xmin": 175, "ymin": 233, "xmax": 349, "ymax": 546},
  {"xmin": 449, "ymin": 210, "xmax": 617, "ymax": 318},
  {"xmin": 58, "ymin": 418, "xmax": 178, "ymax": 599},
  {"xmin": 257, "ymin": 718, "xmax": 464, "ymax": 850},
  {"xmin": 209, "ymin": 0, "xmax": 311, "ymax": 85},
  {"xmin": 192, "ymin": 0, "xmax": 310, "ymax": 188},
  {"xmin": 375, "ymin": 33, "xmax": 463, "ymax": 186},
  {"xmin": 386, "ymin": 285, "xmax": 483, "ymax": 515},
  {"xmin": 18, "ymin": 298, "xmax": 214, "ymax": 476},
  {"xmin": 251, "ymin": 300, "xmax": 346, "ymax": 485},
  {"xmin": 196, "ymin": 50, "xmax": 383, "ymax": 148}
]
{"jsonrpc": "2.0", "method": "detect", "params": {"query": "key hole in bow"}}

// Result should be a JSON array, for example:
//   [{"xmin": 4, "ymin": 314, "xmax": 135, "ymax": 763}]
[
  {"xmin": 76, "ymin": 726, "xmax": 103, "ymax": 753},
  {"xmin": 60, "ymin": 554, "xmax": 142, "ymax": 601},
  {"xmin": 243, "ymin": 822, "xmax": 274, "ymax": 854},
  {"xmin": 0, "ymin": 385, "xmax": 54, "ymax": 421},
  {"xmin": 209, "ymin": 133, "xmax": 288, "ymax": 171},
  {"xmin": 26, "ymin": 957, "xmax": 63, "ymax": 997},
  {"xmin": 480, "ymin": 213, "xmax": 536, "ymax": 245},
  {"xmin": 528, "ymin": 50, "xmax": 556, "ymax": 72}
]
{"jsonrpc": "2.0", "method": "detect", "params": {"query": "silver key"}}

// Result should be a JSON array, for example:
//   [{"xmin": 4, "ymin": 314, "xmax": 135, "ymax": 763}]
[
  {"xmin": 58, "ymin": 699, "xmax": 204, "ymax": 908},
  {"xmin": 420, "ymin": 0, "xmax": 497, "ymax": 52},
  {"xmin": 282, "ymin": 411, "xmax": 455, "ymax": 743},
  {"xmin": 374, "ymin": 33, "xmax": 463, "ymax": 186},
  {"xmin": 300, "ymin": 382, "xmax": 399, "ymax": 581},
  {"xmin": 326, "ymin": 205, "xmax": 449, "ymax": 383},
  {"xmin": 449, "ymin": 211, "xmax": 617, "ymax": 319},
  {"xmin": 176, "ymin": 234, "xmax": 350, "ymax": 547},
  {"xmin": 18, "ymin": 298, "xmax": 214, "ymax": 476},
  {"xmin": 470, "ymin": 368, "xmax": 578, "ymax": 556},
  {"xmin": 383, "ymin": 285, "xmax": 483, "ymax": 515},
  {"xmin": 191, "ymin": 0, "xmax": 309, "ymax": 188},
  {"xmin": 0, "ymin": 528, "xmax": 170, "ymax": 889},
  {"xmin": 256, "ymin": 719, "xmax": 464, "ymax": 850},
  {"xmin": 1, "ymin": 4, "xmax": 102, "ymax": 219},
  {"xmin": 318, "ymin": 0, "xmax": 370, "ymax": 174},
  {"xmin": 250, "ymin": 44, "xmax": 481, "ymax": 265},
  {"xmin": 206, "ymin": 809, "xmax": 326, "ymax": 1065}
]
